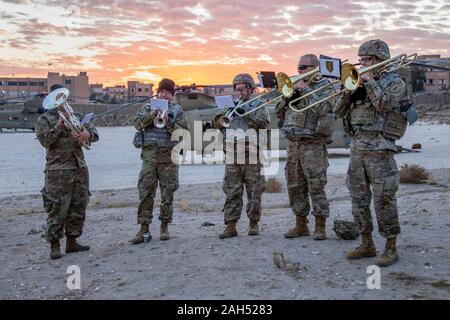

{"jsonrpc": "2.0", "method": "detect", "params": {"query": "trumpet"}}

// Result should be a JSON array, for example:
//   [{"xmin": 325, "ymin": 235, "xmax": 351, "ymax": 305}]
[
  {"xmin": 42, "ymin": 88, "xmax": 91, "ymax": 150},
  {"xmin": 234, "ymin": 67, "xmax": 321, "ymax": 117},
  {"xmin": 154, "ymin": 109, "xmax": 167, "ymax": 128},
  {"xmin": 288, "ymin": 53, "xmax": 417, "ymax": 113}
]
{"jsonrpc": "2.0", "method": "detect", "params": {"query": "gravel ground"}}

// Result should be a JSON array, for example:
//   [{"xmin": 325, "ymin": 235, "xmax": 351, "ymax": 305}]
[{"xmin": 0, "ymin": 169, "xmax": 449, "ymax": 300}]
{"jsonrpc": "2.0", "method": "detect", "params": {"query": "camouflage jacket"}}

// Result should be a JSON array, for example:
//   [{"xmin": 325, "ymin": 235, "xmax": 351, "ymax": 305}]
[
  {"xmin": 133, "ymin": 102, "xmax": 189, "ymax": 163},
  {"xmin": 276, "ymin": 77, "xmax": 336, "ymax": 143},
  {"xmin": 35, "ymin": 109, "xmax": 99, "ymax": 171},
  {"xmin": 335, "ymin": 71, "xmax": 408, "ymax": 151}
]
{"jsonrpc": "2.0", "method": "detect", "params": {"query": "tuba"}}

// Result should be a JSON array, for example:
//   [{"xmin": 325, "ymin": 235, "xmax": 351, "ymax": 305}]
[{"xmin": 42, "ymin": 88, "xmax": 91, "ymax": 150}]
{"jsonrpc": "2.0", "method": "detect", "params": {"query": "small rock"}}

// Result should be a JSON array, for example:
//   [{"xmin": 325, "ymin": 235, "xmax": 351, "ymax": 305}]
[{"xmin": 201, "ymin": 221, "xmax": 215, "ymax": 227}]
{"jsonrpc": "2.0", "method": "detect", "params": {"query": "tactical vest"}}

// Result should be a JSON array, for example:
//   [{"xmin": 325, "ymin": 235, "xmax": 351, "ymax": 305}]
[
  {"xmin": 347, "ymin": 72, "xmax": 408, "ymax": 140},
  {"xmin": 142, "ymin": 104, "xmax": 181, "ymax": 148},
  {"xmin": 282, "ymin": 78, "xmax": 334, "ymax": 141},
  {"xmin": 223, "ymin": 98, "xmax": 264, "ymax": 155}
]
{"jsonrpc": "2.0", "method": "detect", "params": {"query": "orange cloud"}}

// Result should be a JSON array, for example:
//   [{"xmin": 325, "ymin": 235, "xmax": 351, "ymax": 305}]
[{"xmin": 0, "ymin": 0, "xmax": 449, "ymax": 86}]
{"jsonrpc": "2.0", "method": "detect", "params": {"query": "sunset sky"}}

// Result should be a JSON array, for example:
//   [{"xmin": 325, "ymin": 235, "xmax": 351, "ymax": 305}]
[{"xmin": 1, "ymin": 0, "xmax": 449, "ymax": 86}]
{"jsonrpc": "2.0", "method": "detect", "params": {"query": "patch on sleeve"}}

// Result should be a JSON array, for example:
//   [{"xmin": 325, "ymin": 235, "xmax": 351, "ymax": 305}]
[{"xmin": 387, "ymin": 79, "xmax": 406, "ymax": 97}]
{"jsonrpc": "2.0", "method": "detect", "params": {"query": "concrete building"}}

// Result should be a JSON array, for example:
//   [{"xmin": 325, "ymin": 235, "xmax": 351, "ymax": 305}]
[
  {"xmin": 127, "ymin": 81, "xmax": 153, "ymax": 99},
  {"xmin": 416, "ymin": 55, "xmax": 450, "ymax": 93},
  {"xmin": 90, "ymin": 83, "xmax": 104, "ymax": 101},
  {"xmin": 424, "ymin": 71, "xmax": 450, "ymax": 93},
  {"xmin": 105, "ymin": 85, "xmax": 127, "ymax": 103},
  {"xmin": 47, "ymin": 72, "xmax": 90, "ymax": 103},
  {"xmin": 0, "ymin": 77, "xmax": 47, "ymax": 101}
]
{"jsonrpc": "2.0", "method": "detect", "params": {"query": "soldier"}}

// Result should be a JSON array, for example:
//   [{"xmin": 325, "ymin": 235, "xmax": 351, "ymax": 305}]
[
  {"xmin": 335, "ymin": 39, "xmax": 410, "ymax": 267},
  {"xmin": 276, "ymin": 54, "xmax": 335, "ymax": 241},
  {"xmin": 213, "ymin": 73, "xmax": 270, "ymax": 238},
  {"xmin": 131, "ymin": 78, "xmax": 189, "ymax": 244},
  {"xmin": 36, "ymin": 84, "xmax": 99, "ymax": 260}
]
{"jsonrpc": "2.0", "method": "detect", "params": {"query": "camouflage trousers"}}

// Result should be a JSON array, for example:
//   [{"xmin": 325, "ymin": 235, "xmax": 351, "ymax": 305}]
[
  {"xmin": 222, "ymin": 163, "xmax": 265, "ymax": 224},
  {"xmin": 285, "ymin": 140, "xmax": 330, "ymax": 217},
  {"xmin": 346, "ymin": 148, "xmax": 401, "ymax": 238},
  {"xmin": 137, "ymin": 160, "xmax": 179, "ymax": 225},
  {"xmin": 41, "ymin": 168, "xmax": 90, "ymax": 242}
]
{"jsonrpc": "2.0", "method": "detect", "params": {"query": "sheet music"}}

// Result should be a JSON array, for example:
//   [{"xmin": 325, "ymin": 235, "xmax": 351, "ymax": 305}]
[
  {"xmin": 215, "ymin": 95, "xmax": 235, "ymax": 110},
  {"xmin": 81, "ymin": 112, "xmax": 94, "ymax": 125},
  {"xmin": 150, "ymin": 98, "xmax": 169, "ymax": 111}
]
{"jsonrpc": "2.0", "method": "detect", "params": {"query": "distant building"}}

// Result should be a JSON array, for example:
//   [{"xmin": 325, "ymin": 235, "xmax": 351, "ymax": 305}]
[
  {"xmin": 127, "ymin": 81, "xmax": 153, "ymax": 99},
  {"xmin": 47, "ymin": 72, "xmax": 90, "ymax": 103},
  {"xmin": 416, "ymin": 55, "xmax": 450, "ymax": 93},
  {"xmin": 0, "ymin": 77, "xmax": 47, "ymax": 101},
  {"xmin": 105, "ymin": 85, "xmax": 127, "ymax": 103},
  {"xmin": 89, "ymin": 83, "xmax": 104, "ymax": 101},
  {"xmin": 197, "ymin": 85, "xmax": 233, "ymax": 96},
  {"xmin": 424, "ymin": 71, "xmax": 450, "ymax": 93}
]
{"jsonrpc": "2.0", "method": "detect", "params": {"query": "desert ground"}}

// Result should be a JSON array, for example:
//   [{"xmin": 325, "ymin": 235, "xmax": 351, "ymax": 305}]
[{"xmin": 0, "ymin": 120, "xmax": 449, "ymax": 300}]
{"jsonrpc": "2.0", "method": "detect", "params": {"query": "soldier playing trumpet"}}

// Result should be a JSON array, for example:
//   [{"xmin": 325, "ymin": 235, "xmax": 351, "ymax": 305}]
[{"xmin": 131, "ymin": 78, "xmax": 189, "ymax": 243}]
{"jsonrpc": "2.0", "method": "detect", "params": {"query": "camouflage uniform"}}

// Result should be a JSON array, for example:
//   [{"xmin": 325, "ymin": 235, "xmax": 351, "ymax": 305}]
[
  {"xmin": 335, "ymin": 40, "xmax": 409, "ymax": 239},
  {"xmin": 35, "ymin": 110, "xmax": 99, "ymax": 242},
  {"xmin": 213, "ymin": 97, "xmax": 270, "ymax": 224},
  {"xmin": 133, "ymin": 102, "xmax": 188, "ymax": 225},
  {"xmin": 276, "ymin": 77, "xmax": 336, "ymax": 218}
]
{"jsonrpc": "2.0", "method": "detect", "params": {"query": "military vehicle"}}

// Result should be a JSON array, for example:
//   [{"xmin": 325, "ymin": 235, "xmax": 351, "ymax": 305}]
[
  {"xmin": 175, "ymin": 90, "xmax": 351, "ymax": 152},
  {"xmin": 0, "ymin": 95, "xmax": 45, "ymax": 132}
]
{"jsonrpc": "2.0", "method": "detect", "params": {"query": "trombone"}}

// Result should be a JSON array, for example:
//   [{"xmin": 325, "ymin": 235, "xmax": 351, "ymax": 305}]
[
  {"xmin": 215, "ymin": 100, "xmax": 244, "ymax": 128},
  {"xmin": 288, "ymin": 53, "xmax": 417, "ymax": 113},
  {"xmin": 231, "ymin": 67, "xmax": 321, "ymax": 118}
]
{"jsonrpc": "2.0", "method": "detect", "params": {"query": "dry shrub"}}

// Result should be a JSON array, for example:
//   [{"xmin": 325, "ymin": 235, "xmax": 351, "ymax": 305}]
[
  {"xmin": 180, "ymin": 199, "xmax": 192, "ymax": 213},
  {"xmin": 265, "ymin": 177, "xmax": 283, "ymax": 193},
  {"xmin": 399, "ymin": 164, "xmax": 430, "ymax": 184}
]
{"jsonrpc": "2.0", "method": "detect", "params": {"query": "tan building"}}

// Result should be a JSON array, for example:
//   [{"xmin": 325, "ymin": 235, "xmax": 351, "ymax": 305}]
[
  {"xmin": 127, "ymin": 81, "xmax": 153, "ymax": 99},
  {"xmin": 424, "ymin": 71, "xmax": 450, "ymax": 93},
  {"xmin": 416, "ymin": 55, "xmax": 450, "ymax": 93},
  {"xmin": 0, "ymin": 77, "xmax": 47, "ymax": 101},
  {"xmin": 105, "ymin": 85, "xmax": 127, "ymax": 103},
  {"xmin": 90, "ymin": 83, "xmax": 104, "ymax": 101},
  {"xmin": 47, "ymin": 72, "xmax": 90, "ymax": 103}
]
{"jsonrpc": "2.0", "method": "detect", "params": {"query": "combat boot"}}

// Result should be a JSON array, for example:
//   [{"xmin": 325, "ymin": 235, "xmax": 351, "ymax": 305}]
[
  {"xmin": 130, "ymin": 223, "xmax": 149, "ymax": 244},
  {"xmin": 284, "ymin": 215, "xmax": 310, "ymax": 238},
  {"xmin": 219, "ymin": 220, "xmax": 238, "ymax": 239},
  {"xmin": 376, "ymin": 237, "xmax": 399, "ymax": 267},
  {"xmin": 313, "ymin": 216, "xmax": 327, "ymax": 240},
  {"xmin": 346, "ymin": 233, "xmax": 376, "ymax": 259},
  {"xmin": 50, "ymin": 240, "xmax": 62, "ymax": 260},
  {"xmin": 66, "ymin": 236, "xmax": 90, "ymax": 253},
  {"xmin": 160, "ymin": 221, "xmax": 170, "ymax": 241},
  {"xmin": 248, "ymin": 220, "xmax": 259, "ymax": 236}
]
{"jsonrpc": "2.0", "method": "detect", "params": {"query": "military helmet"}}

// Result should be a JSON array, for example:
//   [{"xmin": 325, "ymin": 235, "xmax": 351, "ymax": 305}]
[
  {"xmin": 232, "ymin": 73, "xmax": 256, "ymax": 89},
  {"xmin": 358, "ymin": 39, "xmax": 391, "ymax": 61},
  {"xmin": 333, "ymin": 220, "xmax": 360, "ymax": 240}
]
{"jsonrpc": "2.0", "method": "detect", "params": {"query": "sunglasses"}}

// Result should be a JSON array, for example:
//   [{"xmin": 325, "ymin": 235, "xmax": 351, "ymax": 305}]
[
  {"xmin": 359, "ymin": 57, "xmax": 374, "ymax": 63},
  {"xmin": 297, "ymin": 64, "xmax": 314, "ymax": 71}
]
